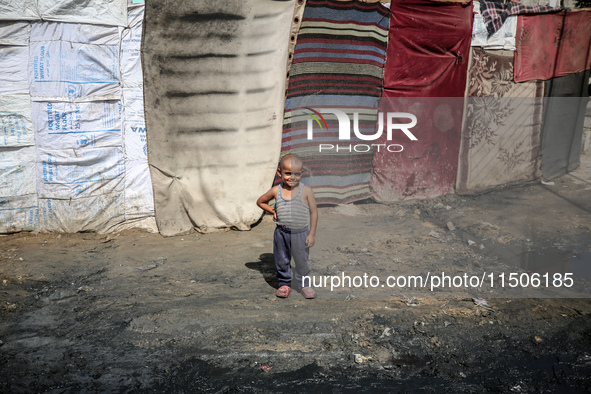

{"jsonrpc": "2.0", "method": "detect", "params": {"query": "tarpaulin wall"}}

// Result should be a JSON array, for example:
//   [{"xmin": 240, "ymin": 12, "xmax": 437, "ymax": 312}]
[
  {"xmin": 457, "ymin": 49, "xmax": 544, "ymax": 192},
  {"xmin": 143, "ymin": 1, "xmax": 294, "ymax": 236},
  {"xmin": 541, "ymin": 70, "xmax": 590, "ymax": 179},
  {"xmin": 0, "ymin": 0, "xmax": 157, "ymax": 233},
  {"xmin": 370, "ymin": 0, "xmax": 473, "ymax": 202},
  {"xmin": 281, "ymin": 0, "xmax": 390, "ymax": 204},
  {"xmin": 515, "ymin": 9, "xmax": 591, "ymax": 82}
]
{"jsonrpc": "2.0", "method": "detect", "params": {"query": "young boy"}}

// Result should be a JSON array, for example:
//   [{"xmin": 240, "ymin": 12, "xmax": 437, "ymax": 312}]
[{"xmin": 256, "ymin": 153, "xmax": 318, "ymax": 299}]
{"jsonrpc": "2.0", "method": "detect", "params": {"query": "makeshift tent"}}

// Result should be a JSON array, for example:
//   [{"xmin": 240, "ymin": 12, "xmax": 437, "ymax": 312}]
[
  {"xmin": 0, "ymin": 0, "xmax": 156, "ymax": 233},
  {"xmin": 457, "ymin": 49, "xmax": 544, "ymax": 192},
  {"xmin": 1, "ymin": 0, "xmax": 590, "ymax": 235},
  {"xmin": 281, "ymin": 0, "xmax": 390, "ymax": 204},
  {"xmin": 142, "ymin": 0, "xmax": 294, "ymax": 235}
]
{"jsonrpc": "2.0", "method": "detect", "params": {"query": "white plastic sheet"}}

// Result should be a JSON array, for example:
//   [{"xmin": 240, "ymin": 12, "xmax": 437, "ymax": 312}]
[
  {"xmin": 0, "ymin": 146, "xmax": 36, "ymax": 197},
  {"xmin": 29, "ymin": 40, "xmax": 121, "ymax": 99},
  {"xmin": 123, "ymin": 160, "xmax": 155, "ymax": 221},
  {"xmin": 0, "ymin": 95, "xmax": 34, "ymax": 147},
  {"xmin": 39, "ymin": 193, "xmax": 125, "ymax": 232},
  {"xmin": 0, "ymin": 1, "xmax": 157, "ymax": 233},
  {"xmin": 122, "ymin": 88, "xmax": 146, "ymax": 160},
  {"xmin": 121, "ymin": 5, "xmax": 143, "ymax": 88},
  {"xmin": 32, "ymin": 100, "xmax": 123, "ymax": 150},
  {"xmin": 0, "ymin": 46, "xmax": 29, "ymax": 94},
  {"xmin": 0, "ymin": 0, "xmax": 127, "ymax": 27},
  {"xmin": 36, "ymin": 146, "xmax": 125, "ymax": 199},
  {"xmin": 38, "ymin": 0, "xmax": 127, "ymax": 27},
  {"xmin": 0, "ymin": 194, "xmax": 39, "ymax": 232},
  {"xmin": 0, "ymin": 0, "xmax": 40, "ymax": 22},
  {"xmin": 0, "ymin": 22, "xmax": 31, "ymax": 46},
  {"xmin": 30, "ymin": 21, "xmax": 121, "ymax": 45}
]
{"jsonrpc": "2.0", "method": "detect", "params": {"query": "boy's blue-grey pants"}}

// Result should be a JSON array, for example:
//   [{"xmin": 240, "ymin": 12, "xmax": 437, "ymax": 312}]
[{"xmin": 273, "ymin": 225, "xmax": 311, "ymax": 290}]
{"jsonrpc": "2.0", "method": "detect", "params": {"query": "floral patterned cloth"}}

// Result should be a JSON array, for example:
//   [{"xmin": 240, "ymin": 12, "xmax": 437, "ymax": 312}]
[{"xmin": 457, "ymin": 49, "xmax": 544, "ymax": 192}]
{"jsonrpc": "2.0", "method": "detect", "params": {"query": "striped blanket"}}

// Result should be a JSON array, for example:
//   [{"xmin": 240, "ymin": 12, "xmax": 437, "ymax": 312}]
[{"xmin": 281, "ymin": 0, "xmax": 390, "ymax": 204}]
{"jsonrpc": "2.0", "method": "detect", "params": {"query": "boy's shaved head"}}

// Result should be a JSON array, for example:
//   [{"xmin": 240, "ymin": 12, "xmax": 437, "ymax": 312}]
[{"xmin": 280, "ymin": 153, "xmax": 303, "ymax": 170}]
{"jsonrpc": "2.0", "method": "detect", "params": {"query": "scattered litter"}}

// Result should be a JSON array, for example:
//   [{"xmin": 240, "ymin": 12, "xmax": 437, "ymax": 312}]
[
  {"xmin": 534, "ymin": 336, "xmax": 543, "ymax": 343},
  {"xmin": 360, "ymin": 248, "xmax": 369, "ymax": 253},
  {"xmin": 380, "ymin": 327, "xmax": 392, "ymax": 338},
  {"xmin": 444, "ymin": 321, "xmax": 451, "ymax": 327},
  {"xmin": 446, "ymin": 222, "xmax": 456, "ymax": 231},
  {"xmin": 468, "ymin": 240, "xmax": 476, "ymax": 246},
  {"xmin": 473, "ymin": 298, "xmax": 494, "ymax": 312},
  {"xmin": 402, "ymin": 296, "xmax": 420, "ymax": 307},
  {"xmin": 413, "ymin": 321, "xmax": 425, "ymax": 333},
  {"xmin": 261, "ymin": 365, "xmax": 272, "ymax": 372},
  {"xmin": 481, "ymin": 221, "xmax": 499, "ymax": 230},
  {"xmin": 392, "ymin": 258, "xmax": 402, "ymax": 263},
  {"xmin": 445, "ymin": 205, "xmax": 452, "ymax": 210},
  {"xmin": 354, "ymin": 354, "xmax": 368, "ymax": 364},
  {"xmin": 541, "ymin": 180, "xmax": 555, "ymax": 186},
  {"xmin": 429, "ymin": 231, "xmax": 441, "ymax": 239},
  {"xmin": 459, "ymin": 372, "xmax": 466, "ymax": 378},
  {"xmin": 479, "ymin": 244, "xmax": 485, "ymax": 250},
  {"xmin": 344, "ymin": 294, "xmax": 357, "ymax": 301}
]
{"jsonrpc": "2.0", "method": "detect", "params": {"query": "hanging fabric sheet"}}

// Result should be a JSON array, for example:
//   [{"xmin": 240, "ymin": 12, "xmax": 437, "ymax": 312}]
[
  {"xmin": 381, "ymin": 0, "xmax": 473, "ymax": 97},
  {"xmin": 479, "ymin": 0, "xmax": 560, "ymax": 38},
  {"xmin": 143, "ymin": 0, "xmax": 294, "ymax": 235},
  {"xmin": 457, "ymin": 49, "xmax": 544, "ymax": 193},
  {"xmin": 514, "ymin": 10, "xmax": 591, "ymax": 82},
  {"xmin": 471, "ymin": 1, "xmax": 517, "ymax": 51},
  {"xmin": 540, "ymin": 70, "xmax": 590, "ymax": 180},
  {"xmin": 371, "ymin": 0, "xmax": 472, "ymax": 202},
  {"xmin": 282, "ymin": 0, "xmax": 390, "ymax": 204}
]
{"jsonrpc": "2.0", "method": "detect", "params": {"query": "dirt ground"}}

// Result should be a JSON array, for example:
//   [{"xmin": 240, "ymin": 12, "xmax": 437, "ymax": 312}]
[{"xmin": 1, "ymin": 154, "xmax": 591, "ymax": 392}]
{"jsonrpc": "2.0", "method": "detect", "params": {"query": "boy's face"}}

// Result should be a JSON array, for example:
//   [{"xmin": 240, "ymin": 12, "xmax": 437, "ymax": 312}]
[{"xmin": 278, "ymin": 159, "xmax": 303, "ymax": 189}]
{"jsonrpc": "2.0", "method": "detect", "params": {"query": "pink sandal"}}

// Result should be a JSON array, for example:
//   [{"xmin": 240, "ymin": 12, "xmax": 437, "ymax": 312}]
[
  {"xmin": 299, "ymin": 287, "xmax": 317, "ymax": 299},
  {"xmin": 276, "ymin": 285, "xmax": 291, "ymax": 298}
]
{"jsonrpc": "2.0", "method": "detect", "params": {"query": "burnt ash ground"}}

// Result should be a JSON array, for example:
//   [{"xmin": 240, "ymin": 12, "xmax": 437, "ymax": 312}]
[{"xmin": 1, "ymin": 155, "xmax": 591, "ymax": 393}]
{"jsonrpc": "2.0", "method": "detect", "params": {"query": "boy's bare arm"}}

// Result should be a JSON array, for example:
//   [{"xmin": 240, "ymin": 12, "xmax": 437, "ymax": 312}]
[
  {"xmin": 256, "ymin": 186, "xmax": 278, "ymax": 221},
  {"xmin": 304, "ymin": 186, "xmax": 318, "ymax": 247}
]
